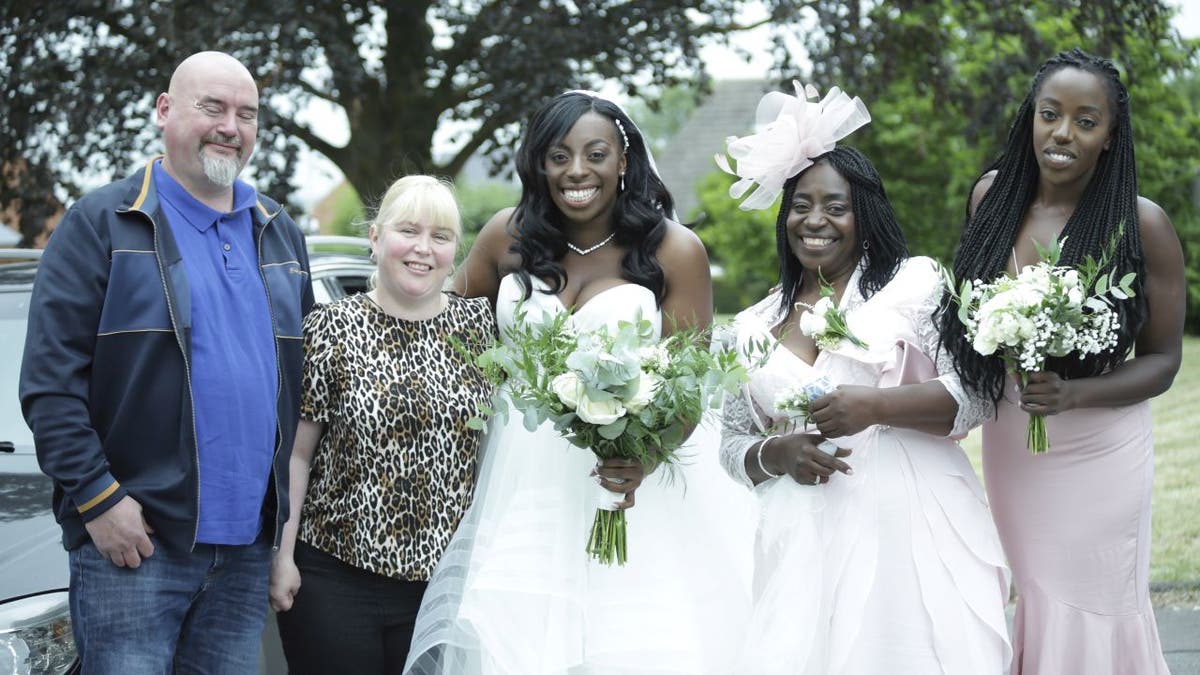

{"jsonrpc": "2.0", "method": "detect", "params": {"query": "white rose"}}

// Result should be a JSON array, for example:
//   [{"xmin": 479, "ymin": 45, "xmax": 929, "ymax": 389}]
[
  {"xmin": 1062, "ymin": 269, "xmax": 1079, "ymax": 288},
  {"xmin": 625, "ymin": 372, "xmax": 663, "ymax": 413},
  {"xmin": 1015, "ymin": 314, "xmax": 1038, "ymax": 341},
  {"xmin": 576, "ymin": 394, "xmax": 626, "ymax": 426},
  {"xmin": 551, "ymin": 372, "xmax": 585, "ymax": 410},
  {"xmin": 813, "ymin": 296, "xmax": 835, "ymax": 316},
  {"xmin": 799, "ymin": 310, "xmax": 829, "ymax": 337},
  {"xmin": 978, "ymin": 293, "xmax": 1012, "ymax": 315},
  {"xmin": 1015, "ymin": 285, "xmax": 1045, "ymax": 309},
  {"xmin": 972, "ymin": 332, "xmax": 999, "ymax": 356}
]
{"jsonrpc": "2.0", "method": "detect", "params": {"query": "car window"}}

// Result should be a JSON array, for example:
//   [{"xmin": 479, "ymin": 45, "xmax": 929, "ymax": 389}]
[
  {"xmin": 333, "ymin": 274, "xmax": 370, "ymax": 297},
  {"xmin": 311, "ymin": 279, "xmax": 336, "ymax": 305}
]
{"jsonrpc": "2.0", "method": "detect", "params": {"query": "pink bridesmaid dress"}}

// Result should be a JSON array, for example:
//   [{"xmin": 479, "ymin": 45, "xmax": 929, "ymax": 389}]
[{"xmin": 983, "ymin": 385, "xmax": 1170, "ymax": 674}]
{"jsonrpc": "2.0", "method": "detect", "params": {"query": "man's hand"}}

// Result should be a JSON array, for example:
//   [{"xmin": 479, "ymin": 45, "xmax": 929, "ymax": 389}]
[{"xmin": 83, "ymin": 495, "xmax": 155, "ymax": 568}]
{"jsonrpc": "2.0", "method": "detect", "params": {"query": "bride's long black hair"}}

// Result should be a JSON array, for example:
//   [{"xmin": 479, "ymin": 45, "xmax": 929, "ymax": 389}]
[{"xmin": 509, "ymin": 91, "xmax": 676, "ymax": 305}]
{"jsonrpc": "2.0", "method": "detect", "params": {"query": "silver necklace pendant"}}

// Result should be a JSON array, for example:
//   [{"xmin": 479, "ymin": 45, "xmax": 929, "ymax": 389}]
[{"xmin": 567, "ymin": 232, "xmax": 616, "ymax": 256}]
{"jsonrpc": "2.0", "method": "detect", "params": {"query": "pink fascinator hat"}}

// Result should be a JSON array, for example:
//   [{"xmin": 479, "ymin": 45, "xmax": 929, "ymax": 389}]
[{"xmin": 715, "ymin": 82, "xmax": 871, "ymax": 210}]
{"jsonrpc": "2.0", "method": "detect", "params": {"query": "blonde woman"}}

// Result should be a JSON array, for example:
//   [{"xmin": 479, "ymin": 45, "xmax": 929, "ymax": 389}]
[{"xmin": 268, "ymin": 175, "xmax": 496, "ymax": 674}]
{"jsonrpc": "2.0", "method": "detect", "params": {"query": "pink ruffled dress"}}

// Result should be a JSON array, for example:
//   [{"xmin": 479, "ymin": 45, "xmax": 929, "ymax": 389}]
[{"xmin": 721, "ymin": 257, "xmax": 1012, "ymax": 674}]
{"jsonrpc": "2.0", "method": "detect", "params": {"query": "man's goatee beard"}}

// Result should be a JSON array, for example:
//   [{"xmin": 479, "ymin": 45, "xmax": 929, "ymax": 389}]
[{"xmin": 201, "ymin": 152, "xmax": 241, "ymax": 187}]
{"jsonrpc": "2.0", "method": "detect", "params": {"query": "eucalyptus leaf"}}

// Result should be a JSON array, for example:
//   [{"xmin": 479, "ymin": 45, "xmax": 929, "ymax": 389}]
[{"xmin": 598, "ymin": 418, "xmax": 629, "ymax": 440}]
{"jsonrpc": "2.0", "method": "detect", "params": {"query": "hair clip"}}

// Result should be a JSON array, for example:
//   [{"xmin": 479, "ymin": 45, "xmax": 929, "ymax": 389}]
[{"xmin": 613, "ymin": 118, "xmax": 630, "ymax": 152}]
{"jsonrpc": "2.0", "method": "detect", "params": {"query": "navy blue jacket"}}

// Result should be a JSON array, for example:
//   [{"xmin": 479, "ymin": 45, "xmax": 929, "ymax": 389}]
[{"xmin": 20, "ymin": 158, "xmax": 315, "ymax": 552}]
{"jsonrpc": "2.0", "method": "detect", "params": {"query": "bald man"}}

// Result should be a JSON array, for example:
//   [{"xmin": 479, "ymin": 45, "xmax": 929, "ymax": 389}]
[{"xmin": 20, "ymin": 51, "xmax": 314, "ymax": 672}]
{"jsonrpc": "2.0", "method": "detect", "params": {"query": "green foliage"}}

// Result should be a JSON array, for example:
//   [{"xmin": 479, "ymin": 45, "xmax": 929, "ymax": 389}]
[
  {"xmin": 324, "ymin": 183, "xmax": 366, "ymax": 238},
  {"xmin": 1154, "ymin": 57, "xmax": 1200, "ymax": 333},
  {"xmin": 692, "ymin": 172, "xmax": 779, "ymax": 314},
  {"xmin": 454, "ymin": 180, "xmax": 520, "ymax": 261},
  {"xmin": 1180, "ymin": 213, "xmax": 1200, "ymax": 331},
  {"xmin": 624, "ymin": 86, "xmax": 702, "ymax": 153}
]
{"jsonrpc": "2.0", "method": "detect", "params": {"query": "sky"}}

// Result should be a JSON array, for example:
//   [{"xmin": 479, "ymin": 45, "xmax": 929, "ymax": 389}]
[{"xmin": 290, "ymin": 1, "xmax": 1200, "ymax": 210}]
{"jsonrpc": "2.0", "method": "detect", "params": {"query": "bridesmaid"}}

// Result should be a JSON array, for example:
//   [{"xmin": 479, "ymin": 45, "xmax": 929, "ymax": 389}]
[{"xmin": 940, "ymin": 49, "xmax": 1185, "ymax": 674}]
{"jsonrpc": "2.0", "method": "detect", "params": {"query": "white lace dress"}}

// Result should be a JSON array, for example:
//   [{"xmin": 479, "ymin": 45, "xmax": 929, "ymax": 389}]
[
  {"xmin": 720, "ymin": 256, "xmax": 1012, "ymax": 674},
  {"xmin": 404, "ymin": 274, "xmax": 757, "ymax": 675}
]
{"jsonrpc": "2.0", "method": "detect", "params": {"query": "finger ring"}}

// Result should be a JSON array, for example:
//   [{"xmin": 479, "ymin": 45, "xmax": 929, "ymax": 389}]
[{"xmin": 812, "ymin": 475, "xmax": 820, "ymax": 485}]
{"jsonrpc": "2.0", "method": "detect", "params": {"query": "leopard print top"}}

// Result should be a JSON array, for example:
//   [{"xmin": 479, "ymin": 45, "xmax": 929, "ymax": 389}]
[{"xmin": 297, "ymin": 292, "xmax": 496, "ymax": 580}]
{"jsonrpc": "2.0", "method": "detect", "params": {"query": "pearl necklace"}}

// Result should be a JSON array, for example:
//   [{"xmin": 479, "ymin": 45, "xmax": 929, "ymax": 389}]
[{"xmin": 567, "ymin": 232, "xmax": 616, "ymax": 256}]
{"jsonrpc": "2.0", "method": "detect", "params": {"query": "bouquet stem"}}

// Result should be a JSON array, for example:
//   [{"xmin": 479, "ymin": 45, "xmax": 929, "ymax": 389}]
[
  {"xmin": 1019, "ymin": 372, "xmax": 1050, "ymax": 454},
  {"xmin": 1026, "ymin": 414, "xmax": 1048, "ymax": 454},
  {"xmin": 587, "ymin": 508, "xmax": 627, "ymax": 566}
]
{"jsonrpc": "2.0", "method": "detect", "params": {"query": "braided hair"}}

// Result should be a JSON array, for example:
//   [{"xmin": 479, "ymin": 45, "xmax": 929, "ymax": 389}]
[
  {"xmin": 776, "ymin": 146, "xmax": 909, "ymax": 316},
  {"xmin": 940, "ymin": 48, "xmax": 1147, "ymax": 405},
  {"xmin": 509, "ymin": 91, "xmax": 676, "ymax": 305}
]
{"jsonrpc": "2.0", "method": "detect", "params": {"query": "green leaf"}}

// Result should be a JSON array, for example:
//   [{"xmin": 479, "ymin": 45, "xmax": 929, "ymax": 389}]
[{"xmin": 598, "ymin": 417, "xmax": 629, "ymax": 440}]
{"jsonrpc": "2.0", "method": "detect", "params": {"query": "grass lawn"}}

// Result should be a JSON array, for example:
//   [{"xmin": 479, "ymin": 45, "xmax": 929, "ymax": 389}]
[{"xmin": 960, "ymin": 335, "xmax": 1200, "ymax": 586}]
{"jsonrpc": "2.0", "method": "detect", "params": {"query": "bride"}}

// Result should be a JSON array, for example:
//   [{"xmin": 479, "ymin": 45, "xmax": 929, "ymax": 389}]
[{"xmin": 403, "ymin": 91, "xmax": 755, "ymax": 674}]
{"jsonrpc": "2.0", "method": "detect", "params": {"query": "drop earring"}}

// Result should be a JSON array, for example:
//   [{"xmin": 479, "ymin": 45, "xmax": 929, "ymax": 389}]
[{"xmin": 619, "ymin": 172, "xmax": 625, "ymax": 192}]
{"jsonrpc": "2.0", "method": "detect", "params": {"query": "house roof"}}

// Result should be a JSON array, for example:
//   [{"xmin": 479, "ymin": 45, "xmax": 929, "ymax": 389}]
[{"xmin": 655, "ymin": 79, "xmax": 772, "ymax": 221}]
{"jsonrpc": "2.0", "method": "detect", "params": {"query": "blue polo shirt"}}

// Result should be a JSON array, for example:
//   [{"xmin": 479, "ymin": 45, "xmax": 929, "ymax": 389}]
[{"xmin": 153, "ymin": 162, "xmax": 278, "ymax": 545}]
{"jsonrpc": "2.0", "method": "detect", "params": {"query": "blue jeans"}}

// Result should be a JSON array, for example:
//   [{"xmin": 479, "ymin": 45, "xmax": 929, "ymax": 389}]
[{"xmin": 68, "ymin": 532, "xmax": 271, "ymax": 674}]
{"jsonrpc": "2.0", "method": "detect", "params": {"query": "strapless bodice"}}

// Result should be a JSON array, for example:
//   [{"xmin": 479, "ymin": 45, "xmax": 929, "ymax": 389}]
[{"xmin": 495, "ymin": 273, "xmax": 662, "ymax": 342}]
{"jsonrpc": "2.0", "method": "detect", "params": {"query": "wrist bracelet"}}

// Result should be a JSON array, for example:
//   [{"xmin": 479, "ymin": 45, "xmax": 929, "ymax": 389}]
[{"xmin": 755, "ymin": 435, "xmax": 784, "ymax": 478}]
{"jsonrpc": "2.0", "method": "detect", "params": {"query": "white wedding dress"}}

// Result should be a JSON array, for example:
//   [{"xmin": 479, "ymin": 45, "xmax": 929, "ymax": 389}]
[{"xmin": 404, "ymin": 274, "xmax": 756, "ymax": 675}]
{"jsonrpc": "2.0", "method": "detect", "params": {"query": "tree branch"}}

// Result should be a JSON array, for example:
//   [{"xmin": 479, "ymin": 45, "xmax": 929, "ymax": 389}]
[
  {"xmin": 274, "ymin": 115, "xmax": 347, "ymax": 168},
  {"xmin": 443, "ymin": 114, "xmax": 506, "ymax": 178},
  {"xmin": 293, "ymin": 77, "xmax": 336, "ymax": 106}
]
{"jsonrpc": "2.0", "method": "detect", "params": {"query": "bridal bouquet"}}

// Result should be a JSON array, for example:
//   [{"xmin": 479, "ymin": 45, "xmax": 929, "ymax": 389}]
[
  {"xmin": 471, "ymin": 308, "xmax": 750, "ymax": 565},
  {"xmin": 943, "ymin": 236, "xmax": 1134, "ymax": 453}
]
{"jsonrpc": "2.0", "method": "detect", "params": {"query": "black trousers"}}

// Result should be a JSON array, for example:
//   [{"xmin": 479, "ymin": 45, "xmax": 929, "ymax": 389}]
[{"xmin": 276, "ymin": 540, "xmax": 428, "ymax": 675}]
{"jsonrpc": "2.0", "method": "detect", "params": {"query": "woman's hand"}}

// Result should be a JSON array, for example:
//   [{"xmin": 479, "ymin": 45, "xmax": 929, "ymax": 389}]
[
  {"xmin": 1018, "ymin": 370, "xmax": 1077, "ymax": 416},
  {"xmin": 269, "ymin": 553, "xmax": 301, "ymax": 612},
  {"xmin": 763, "ymin": 433, "xmax": 853, "ymax": 486},
  {"xmin": 593, "ymin": 457, "xmax": 651, "ymax": 509},
  {"xmin": 808, "ymin": 385, "xmax": 883, "ymax": 438}
]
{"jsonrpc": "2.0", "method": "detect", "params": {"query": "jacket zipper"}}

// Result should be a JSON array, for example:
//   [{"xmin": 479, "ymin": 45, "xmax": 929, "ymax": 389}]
[
  {"xmin": 255, "ymin": 215, "xmax": 287, "ymax": 551},
  {"xmin": 134, "ymin": 205, "xmax": 204, "ymax": 552}
]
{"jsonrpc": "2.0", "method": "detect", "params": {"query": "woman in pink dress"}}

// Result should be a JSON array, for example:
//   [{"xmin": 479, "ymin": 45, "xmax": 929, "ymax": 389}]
[
  {"xmin": 940, "ymin": 49, "xmax": 1186, "ymax": 674},
  {"xmin": 718, "ymin": 83, "xmax": 1011, "ymax": 674}
]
